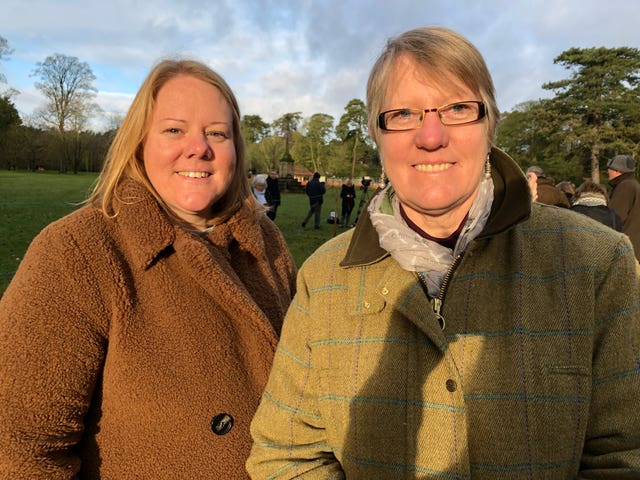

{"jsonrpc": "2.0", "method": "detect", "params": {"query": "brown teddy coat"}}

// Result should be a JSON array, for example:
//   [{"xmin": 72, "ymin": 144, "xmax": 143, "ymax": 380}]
[{"xmin": 0, "ymin": 179, "xmax": 296, "ymax": 479}]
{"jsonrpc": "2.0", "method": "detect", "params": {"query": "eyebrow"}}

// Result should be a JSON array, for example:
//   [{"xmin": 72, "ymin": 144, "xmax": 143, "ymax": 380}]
[{"xmin": 158, "ymin": 117, "xmax": 231, "ymax": 126}]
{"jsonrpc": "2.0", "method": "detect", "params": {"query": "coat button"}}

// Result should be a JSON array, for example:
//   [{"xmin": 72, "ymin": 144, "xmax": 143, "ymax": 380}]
[
  {"xmin": 211, "ymin": 413, "xmax": 234, "ymax": 435},
  {"xmin": 445, "ymin": 379, "xmax": 457, "ymax": 392}
]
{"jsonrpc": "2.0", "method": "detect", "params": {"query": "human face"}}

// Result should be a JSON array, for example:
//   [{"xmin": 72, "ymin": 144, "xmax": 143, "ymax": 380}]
[
  {"xmin": 143, "ymin": 75, "xmax": 236, "ymax": 229},
  {"xmin": 608, "ymin": 168, "xmax": 621, "ymax": 181},
  {"xmin": 378, "ymin": 55, "xmax": 490, "ymax": 235}
]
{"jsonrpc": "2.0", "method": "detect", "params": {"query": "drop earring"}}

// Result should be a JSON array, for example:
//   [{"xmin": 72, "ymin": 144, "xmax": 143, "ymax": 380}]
[
  {"xmin": 380, "ymin": 169, "xmax": 388, "ymax": 186},
  {"xmin": 484, "ymin": 153, "xmax": 492, "ymax": 179}
]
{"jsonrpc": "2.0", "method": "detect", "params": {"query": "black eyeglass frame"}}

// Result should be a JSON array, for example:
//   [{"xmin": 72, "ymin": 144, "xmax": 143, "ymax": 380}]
[{"xmin": 377, "ymin": 101, "xmax": 486, "ymax": 131}]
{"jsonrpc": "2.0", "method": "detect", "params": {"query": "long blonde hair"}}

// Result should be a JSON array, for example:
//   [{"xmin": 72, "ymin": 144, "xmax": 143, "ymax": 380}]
[{"xmin": 87, "ymin": 58, "xmax": 252, "ymax": 225}]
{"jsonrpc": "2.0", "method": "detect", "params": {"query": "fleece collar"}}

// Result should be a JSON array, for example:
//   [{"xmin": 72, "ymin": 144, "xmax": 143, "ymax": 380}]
[
  {"xmin": 340, "ymin": 147, "xmax": 531, "ymax": 267},
  {"xmin": 112, "ymin": 179, "xmax": 262, "ymax": 271}
]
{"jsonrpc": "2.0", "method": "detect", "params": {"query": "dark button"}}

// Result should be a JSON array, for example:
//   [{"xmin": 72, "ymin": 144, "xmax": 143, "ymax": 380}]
[
  {"xmin": 445, "ymin": 379, "xmax": 457, "ymax": 392},
  {"xmin": 211, "ymin": 413, "xmax": 234, "ymax": 435}
]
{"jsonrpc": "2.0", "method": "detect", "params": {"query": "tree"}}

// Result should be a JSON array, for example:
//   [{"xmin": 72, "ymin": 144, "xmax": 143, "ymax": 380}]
[
  {"xmin": 496, "ymin": 99, "xmax": 583, "ymax": 181},
  {"xmin": 336, "ymin": 99, "xmax": 370, "ymax": 178},
  {"xmin": 32, "ymin": 53, "xmax": 99, "ymax": 172},
  {"xmin": 542, "ymin": 47, "xmax": 640, "ymax": 182},
  {"xmin": 272, "ymin": 112, "xmax": 302, "ymax": 157},
  {"xmin": 241, "ymin": 114, "xmax": 270, "ymax": 143},
  {"xmin": 0, "ymin": 35, "xmax": 13, "ymax": 84},
  {"xmin": 300, "ymin": 113, "xmax": 334, "ymax": 173},
  {"xmin": 0, "ymin": 94, "xmax": 22, "ymax": 169}
]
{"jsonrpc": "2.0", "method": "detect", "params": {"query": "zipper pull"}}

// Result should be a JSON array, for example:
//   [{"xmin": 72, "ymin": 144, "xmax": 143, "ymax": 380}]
[{"xmin": 433, "ymin": 297, "xmax": 445, "ymax": 330}]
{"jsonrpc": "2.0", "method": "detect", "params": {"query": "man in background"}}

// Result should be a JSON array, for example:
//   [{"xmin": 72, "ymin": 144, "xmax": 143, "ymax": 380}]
[
  {"xmin": 265, "ymin": 169, "xmax": 281, "ymax": 220},
  {"xmin": 608, "ymin": 154, "xmax": 640, "ymax": 260},
  {"xmin": 301, "ymin": 172, "xmax": 326, "ymax": 229},
  {"xmin": 526, "ymin": 165, "xmax": 570, "ymax": 208}
]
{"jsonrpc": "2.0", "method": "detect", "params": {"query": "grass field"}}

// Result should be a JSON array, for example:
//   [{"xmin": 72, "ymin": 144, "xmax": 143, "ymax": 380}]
[{"xmin": 0, "ymin": 171, "xmax": 358, "ymax": 296}]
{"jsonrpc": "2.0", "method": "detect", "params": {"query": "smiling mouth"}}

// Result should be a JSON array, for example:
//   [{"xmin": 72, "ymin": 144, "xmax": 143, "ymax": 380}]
[
  {"xmin": 414, "ymin": 163, "xmax": 453, "ymax": 172},
  {"xmin": 177, "ymin": 171, "xmax": 211, "ymax": 178}
]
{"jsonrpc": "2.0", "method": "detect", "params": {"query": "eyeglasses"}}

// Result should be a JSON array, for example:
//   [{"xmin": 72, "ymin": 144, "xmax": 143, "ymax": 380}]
[{"xmin": 378, "ymin": 101, "xmax": 486, "ymax": 131}]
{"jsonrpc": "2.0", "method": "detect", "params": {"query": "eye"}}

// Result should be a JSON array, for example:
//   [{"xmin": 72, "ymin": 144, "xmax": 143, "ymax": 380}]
[
  {"xmin": 449, "ymin": 103, "xmax": 472, "ymax": 113},
  {"xmin": 390, "ymin": 109, "xmax": 415, "ymax": 120},
  {"xmin": 164, "ymin": 127, "xmax": 182, "ymax": 135},
  {"xmin": 206, "ymin": 129, "xmax": 231, "ymax": 142}
]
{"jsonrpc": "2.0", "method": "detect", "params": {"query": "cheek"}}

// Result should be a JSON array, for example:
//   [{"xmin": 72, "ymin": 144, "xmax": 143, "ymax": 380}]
[
  {"xmin": 220, "ymin": 146, "xmax": 237, "ymax": 176},
  {"xmin": 142, "ymin": 138, "xmax": 171, "ymax": 171}
]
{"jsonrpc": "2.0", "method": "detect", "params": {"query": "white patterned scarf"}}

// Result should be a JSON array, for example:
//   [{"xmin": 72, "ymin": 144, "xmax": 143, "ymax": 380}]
[
  {"xmin": 368, "ymin": 177, "xmax": 494, "ymax": 297},
  {"xmin": 572, "ymin": 193, "xmax": 607, "ymax": 207}
]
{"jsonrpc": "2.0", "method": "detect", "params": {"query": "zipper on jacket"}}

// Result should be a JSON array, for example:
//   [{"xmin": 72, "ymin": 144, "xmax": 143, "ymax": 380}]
[{"xmin": 419, "ymin": 254, "xmax": 463, "ymax": 330}]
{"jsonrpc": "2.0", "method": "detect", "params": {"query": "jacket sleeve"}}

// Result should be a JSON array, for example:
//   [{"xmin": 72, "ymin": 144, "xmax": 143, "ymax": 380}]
[
  {"xmin": 0, "ymin": 224, "xmax": 108, "ymax": 479},
  {"xmin": 578, "ymin": 235, "xmax": 640, "ymax": 478},
  {"xmin": 246, "ymin": 268, "xmax": 344, "ymax": 479}
]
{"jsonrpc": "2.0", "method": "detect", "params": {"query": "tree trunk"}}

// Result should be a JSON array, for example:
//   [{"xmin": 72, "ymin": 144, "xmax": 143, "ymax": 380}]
[
  {"xmin": 590, "ymin": 135, "xmax": 600, "ymax": 184},
  {"xmin": 350, "ymin": 136, "xmax": 358, "ymax": 178}
]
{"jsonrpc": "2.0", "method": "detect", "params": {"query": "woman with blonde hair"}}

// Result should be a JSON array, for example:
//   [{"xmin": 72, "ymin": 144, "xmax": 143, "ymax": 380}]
[
  {"xmin": 248, "ymin": 26, "xmax": 640, "ymax": 478},
  {"xmin": 0, "ymin": 58, "xmax": 296, "ymax": 479}
]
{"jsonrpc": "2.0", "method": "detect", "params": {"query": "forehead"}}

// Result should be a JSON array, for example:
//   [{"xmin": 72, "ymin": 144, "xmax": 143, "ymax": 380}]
[
  {"xmin": 153, "ymin": 75, "xmax": 232, "ymax": 118},
  {"xmin": 383, "ymin": 55, "xmax": 474, "ymax": 105}
]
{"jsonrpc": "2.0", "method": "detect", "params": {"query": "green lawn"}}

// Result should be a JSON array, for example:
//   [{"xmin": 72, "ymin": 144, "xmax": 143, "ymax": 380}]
[{"xmin": 0, "ymin": 171, "xmax": 357, "ymax": 296}]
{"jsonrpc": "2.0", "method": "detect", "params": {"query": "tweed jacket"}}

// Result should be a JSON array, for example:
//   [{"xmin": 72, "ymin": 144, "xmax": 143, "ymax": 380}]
[
  {"xmin": 247, "ymin": 148, "xmax": 640, "ymax": 479},
  {"xmin": 0, "ymin": 179, "xmax": 296, "ymax": 479},
  {"xmin": 609, "ymin": 172, "xmax": 640, "ymax": 260}
]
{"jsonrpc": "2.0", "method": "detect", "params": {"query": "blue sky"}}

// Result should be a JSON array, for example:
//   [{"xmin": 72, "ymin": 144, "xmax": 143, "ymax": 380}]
[{"xmin": 1, "ymin": 0, "xmax": 638, "ymax": 131}]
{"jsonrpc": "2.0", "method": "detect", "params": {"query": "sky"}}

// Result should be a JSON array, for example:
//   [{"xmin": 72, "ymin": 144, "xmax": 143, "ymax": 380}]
[{"xmin": 1, "ymin": 0, "xmax": 639, "ymax": 132}]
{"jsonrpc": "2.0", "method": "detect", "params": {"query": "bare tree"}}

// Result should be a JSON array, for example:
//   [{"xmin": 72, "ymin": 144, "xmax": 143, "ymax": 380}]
[
  {"xmin": 31, "ymin": 53, "xmax": 99, "ymax": 171},
  {"xmin": 0, "ymin": 35, "xmax": 14, "ymax": 84}
]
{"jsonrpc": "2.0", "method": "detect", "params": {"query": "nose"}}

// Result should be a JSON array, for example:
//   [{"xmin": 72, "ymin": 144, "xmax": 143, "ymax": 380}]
[
  {"xmin": 414, "ymin": 111, "xmax": 448, "ymax": 150},
  {"xmin": 187, "ymin": 132, "xmax": 213, "ymax": 159}
]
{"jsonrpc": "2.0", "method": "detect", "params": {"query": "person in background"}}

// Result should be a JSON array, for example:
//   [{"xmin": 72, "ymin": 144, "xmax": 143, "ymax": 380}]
[
  {"xmin": 526, "ymin": 165, "xmax": 570, "ymax": 207},
  {"xmin": 247, "ymin": 26, "xmax": 640, "ymax": 479},
  {"xmin": 0, "ymin": 58, "xmax": 296, "ymax": 479},
  {"xmin": 526, "ymin": 168, "xmax": 538, "ymax": 201},
  {"xmin": 265, "ymin": 169, "xmax": 281, "ymax": 220},
  {"xmin": 340, "ymin": 178, "xmax": 356, "ymax": 227},
  {"xmin": 251, "ymin": 174, "xmax": 272, "ymax": 214},
  {"xmin": 607, "ymin": 154, "xmax": 640, "ymax": 260},
  {"xmin": 556, "ymin": 180, "xmax": 575, "ymax": 204},
  {"xmin": 570, "ymin": 181, "xmax": 622, "ymax": 231},
  {"xmin": 301, "ymin": 171, "xmax": 326, "ymax": 229}
]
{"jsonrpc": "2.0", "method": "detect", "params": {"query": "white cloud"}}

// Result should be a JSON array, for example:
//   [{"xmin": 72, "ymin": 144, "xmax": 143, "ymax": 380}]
[{"xmin": 1, "ymin": 0, "xmax": 639, "ymax": 130}]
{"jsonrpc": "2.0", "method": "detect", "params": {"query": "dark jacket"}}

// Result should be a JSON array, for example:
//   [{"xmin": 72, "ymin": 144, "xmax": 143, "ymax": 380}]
[
  {"xmin": 0, "ymin": 180, "xmax": 297, "ymax": 479},
  {"xmin": 571, "ymin": 204, "xmax": 622, "ymax": 231},
  {"xmin": 609, "ymin": 172, "xmax": 640, "ymax": 260},
  {"xmin": 266, "ymin": 176, "xmax": 281, "ymax": 205},
  {"xmin": 340, "ymin": 183, "xmax": 356, "ymax": 211},
  {"xmin": 305, "ymin": 177, "xmax": 326, "ymax": 206}
]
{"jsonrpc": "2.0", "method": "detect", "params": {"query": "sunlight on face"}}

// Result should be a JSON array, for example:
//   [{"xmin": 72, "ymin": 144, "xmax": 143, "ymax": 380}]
[
  {"xmin": 378, "ymin": 55, "xmax": 490, "ymax": 236},
  {"xmin": 143, "ymin": 75, "xmax": 236, "ymax": 229}
]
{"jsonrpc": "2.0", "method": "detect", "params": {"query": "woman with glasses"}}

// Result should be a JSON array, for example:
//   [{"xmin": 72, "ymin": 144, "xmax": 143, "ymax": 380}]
[{"xmin": 247, "ymin": 26, "xmax": 640, "ymax": 479}]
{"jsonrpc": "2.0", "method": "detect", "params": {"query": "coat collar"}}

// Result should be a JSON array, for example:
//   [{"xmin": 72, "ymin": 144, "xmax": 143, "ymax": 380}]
[
  {"xmin": 112, "ymin": 179, "xmax": 265, "ymax": 271},
  {"xmin": 114, "ymin": 179, "xmax": 177, "ymax": 271},
  {"xmin": 609, "ymin": 171, "xmax": 636, "ymax": 187},
  {"xmin": 340, "ymin": 147, "xmax": 531, "ymax": 267}
]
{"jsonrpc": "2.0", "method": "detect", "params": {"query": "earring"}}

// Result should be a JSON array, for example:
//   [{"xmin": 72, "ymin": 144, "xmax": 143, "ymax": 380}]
[
  {"xmin": 484, "ymin": 153, "xmax": 492, "ymax": 179},
  {"xmin": 380, "ymin": 169, "xmax": 388, "ymax": 186}
]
